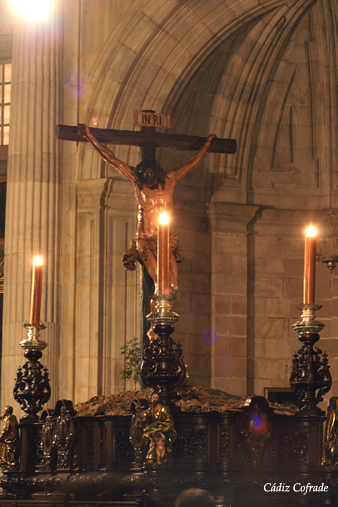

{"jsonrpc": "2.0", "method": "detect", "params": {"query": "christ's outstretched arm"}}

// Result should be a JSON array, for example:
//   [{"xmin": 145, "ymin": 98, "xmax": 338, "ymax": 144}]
[
  {"xmin": 78, "ymin": 124, "xmax": 134, "ymax": 181},
  {"xmin": 171, "ymin": 134, "xmax": 217, "ymax": 181}
]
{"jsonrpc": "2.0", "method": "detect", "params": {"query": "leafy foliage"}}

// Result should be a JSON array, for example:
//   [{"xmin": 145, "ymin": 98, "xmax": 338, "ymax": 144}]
[{"xmin": 120, "ymin": 337, "xmax": 141, "ymax": 386}]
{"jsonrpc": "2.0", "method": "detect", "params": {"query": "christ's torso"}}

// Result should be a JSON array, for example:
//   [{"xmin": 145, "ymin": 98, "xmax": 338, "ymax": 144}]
[{"xmin": 135, "ymin": 175, "xmax": 175, "ymax": 238}]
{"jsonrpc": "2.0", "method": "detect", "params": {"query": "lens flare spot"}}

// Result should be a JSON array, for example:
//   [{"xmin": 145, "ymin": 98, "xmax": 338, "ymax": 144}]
[
  {"xmin": 64, "ymin": 72, "xmax": 88, "ymax": 100},
  {"xmin": 204, "ymin": 328, "xmax": 220, "ymax": 346},
  {"xmin": 249, "ymin": 412, "xmax": 269, "ymax": 434}
]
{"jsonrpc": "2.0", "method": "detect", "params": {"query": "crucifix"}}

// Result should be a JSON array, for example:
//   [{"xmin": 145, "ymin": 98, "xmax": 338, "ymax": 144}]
[{"xmin": 56, "ymin": 110, "xmax": 237, "ymax": 349}]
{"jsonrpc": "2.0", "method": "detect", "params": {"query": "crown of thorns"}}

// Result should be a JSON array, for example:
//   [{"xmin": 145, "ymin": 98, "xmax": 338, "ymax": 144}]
[{"xmin": 133, "ymin": 159, "xmax": 165, "ymax": 189}]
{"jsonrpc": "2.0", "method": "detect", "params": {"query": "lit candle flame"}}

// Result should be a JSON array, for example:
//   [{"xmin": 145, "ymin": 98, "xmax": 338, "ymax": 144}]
[
  {"xmin": 34, "ymin": 256, "xmax": 43, "ymax": 266},
  {"xmin": 159, "ymin": 213, "xmax": 169, "ymax": 225},
  {"xmin": 306, "ymin": 225, "xmax": 316, "ymax": 237}
]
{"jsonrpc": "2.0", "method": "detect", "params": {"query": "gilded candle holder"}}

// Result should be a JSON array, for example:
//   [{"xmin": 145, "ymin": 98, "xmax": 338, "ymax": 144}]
[
  {"xmin": 292, "ymin": 303, "xmax": 325, "ymax": 334},
  {"xmin": 290, "ymin": 303, "xmax": 331, "ymax": 414},
  {"xmin": 13, "ymin": 323, "xmax": 51, "ymax": 420},
  {"xmin": 141, "ymin": 293, "xmax": 186, "ymax": 406},
  {"xmin": 146, "ymin": 293, "xmax": 179, "ymax": 326},
  {"xmin": 20, "ymin": 323, "xmax": 48, "ymax": 351}
]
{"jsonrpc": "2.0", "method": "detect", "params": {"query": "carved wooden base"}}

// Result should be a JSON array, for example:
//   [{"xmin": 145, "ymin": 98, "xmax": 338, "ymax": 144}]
[
  {"xmin": 13, "ymin": 349, "xmax": 51, "ymax": 421},
  {"xmin": 0, "ymin": 396, "xmax": 331, "ymax": 506},
  {"xmin": 291, "ymin": 305, "xmax": 331, "ymax": 415},
  {"xmin": 141, "ymin": 323, "xmax": 185, "ymax": 406}
]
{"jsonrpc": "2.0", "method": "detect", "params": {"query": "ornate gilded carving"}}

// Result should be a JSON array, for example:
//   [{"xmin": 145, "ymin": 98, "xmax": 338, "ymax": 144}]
[
  {"xmin": 322, "ymin": 397, "xmax": 338, "ymax": 466},
  {"xmin": 0, "ymin": 407, "xmax": 19, "ymax": 470},
  {"xmin": 174, "ymin": 428, "xmax": 207, "ymax": 460},
  {"xmin": 28, "ymin": 434, "xmax": 44, "ymax": 468},
  {"xmin": 99, "ymin": 426, "xmax": 105, "ymax": 466},
  {"xmin": 220, "ymin": 427, "xmax": 229, "ymax": 460},
  {"xmin": 40, "ymin": 414, "xmax": 56, "ymax": 468},
  {"xmin": 130, "ymin": 400, "xmax": 148, "ymax": 466},
  {"xmin": 115, "ymin": 429, "xmax": 134, "ymax": 462},
  {"xmin": 133, "ymin": 393, "xmax": 177, "ymax": 465},
  {"xmin": 85, "ymin": 429, "xmax": 94, "ymax": 462},
  {"xmin": 40, "ymin": 402, "xmax": 76, "ymax": 471},
  {"xmin": 52, "ymin": 407, "xmax": 75, "ymax": 468},
  {"xmin": 281, "ymin": 431, "xmax": 308, "ymax": 461}
]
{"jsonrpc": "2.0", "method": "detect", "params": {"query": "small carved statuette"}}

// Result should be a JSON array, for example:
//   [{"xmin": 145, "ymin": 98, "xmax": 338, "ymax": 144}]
[
  {"xmin": 0, "ymin": 406, "xmax": 19, "ymax": 470},
  {"xmin": 129, "ymin": 399, "xmax": 148, "ymax": 466},
  {"xmin": 322, "ymin": 396, "xmax": 338, "ymax": 466},
  {"xmin": 136, "ymin": 392, "xmax": 176, "ymax": 465},
  {"xmin": 40, "ymin": 412, "xmax": 56, "ymax": 469},
  {"xmin": 52, "ymin": 406, "xmax": 75, "ymax": 468}
]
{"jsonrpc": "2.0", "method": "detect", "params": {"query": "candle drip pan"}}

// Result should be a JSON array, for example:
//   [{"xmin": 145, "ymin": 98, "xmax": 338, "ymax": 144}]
[
  {"xmin": 293, "ymin": 304, "xmax": 325, "ymax": 334},
  {"xmin": 20, "ymin": 323, "xmax": 48, "ymax": 351},
  {"xmin": 146, "ymin": 293, "xmax": 179, "ymax": 326}
]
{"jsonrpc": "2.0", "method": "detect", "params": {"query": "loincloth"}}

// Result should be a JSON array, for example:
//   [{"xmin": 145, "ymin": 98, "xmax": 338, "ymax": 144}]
[{"xmin": 122, "ymin": 232, "xmax": 181, "ymax": 271}]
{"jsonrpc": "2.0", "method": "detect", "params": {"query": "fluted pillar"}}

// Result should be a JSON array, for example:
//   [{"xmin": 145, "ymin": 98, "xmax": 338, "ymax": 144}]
[{"xmin": 2, "ymin": 8, "xmax": 62, "ymax": 413}]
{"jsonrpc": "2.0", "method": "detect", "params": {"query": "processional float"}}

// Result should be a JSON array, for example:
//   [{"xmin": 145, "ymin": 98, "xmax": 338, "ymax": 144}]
[{"xmin": 0, "ymin": 111, "xmax": 336, "ymax": 507}]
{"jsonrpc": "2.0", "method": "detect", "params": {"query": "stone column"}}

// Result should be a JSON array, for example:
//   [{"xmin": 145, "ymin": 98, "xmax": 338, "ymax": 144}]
[
  {"xmin": 71, "ymin": 178, "xmax": 139, "ymax": 403},
  {"xmin": 208, "ymin": 202, "xmax": 259, "ymax": 396},
  {"xmin": 2, "ymin": 9, "xmax": 62, "ymax": 411}
]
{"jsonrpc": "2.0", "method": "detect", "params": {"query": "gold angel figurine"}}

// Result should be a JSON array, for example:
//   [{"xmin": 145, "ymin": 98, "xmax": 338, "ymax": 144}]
[
  {"xmin": 322, "ymin": 396, "xmax": 338, "ymax": 466},
  {"xmin": 137, "ymin": 392, "xmax": 176, "ymax": 465},
  {"xmin": 0, "ymin": 406, "xmax": 19, "ymax": 470}
]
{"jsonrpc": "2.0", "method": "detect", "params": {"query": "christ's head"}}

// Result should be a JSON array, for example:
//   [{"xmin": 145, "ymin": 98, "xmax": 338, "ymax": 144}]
[{"xmin": 133, "ymin": 159, "xmax": 165, "ymax": 190}]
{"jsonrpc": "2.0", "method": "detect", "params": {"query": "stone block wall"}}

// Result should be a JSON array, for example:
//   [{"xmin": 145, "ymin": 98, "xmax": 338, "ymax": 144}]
[
  {"xmin": 207, "ymin": 202, "xmax": 259, "ymax": 396},
  {"xmin": 173, "ymin": 201, "xmax": 212, "ymax": 388},
  {"xmin": 247, "ymin": 209, "xmax": 335, "ymax": 405}
]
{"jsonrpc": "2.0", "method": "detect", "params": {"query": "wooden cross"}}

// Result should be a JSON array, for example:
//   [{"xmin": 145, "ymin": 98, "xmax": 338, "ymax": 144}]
[
  {"xmin": 56, "ymin": 110, "xmax": 237, "ymax": 373},
  {"xmin": 56, "ymin": 110, "xmax": 236, "ymax": 160}
]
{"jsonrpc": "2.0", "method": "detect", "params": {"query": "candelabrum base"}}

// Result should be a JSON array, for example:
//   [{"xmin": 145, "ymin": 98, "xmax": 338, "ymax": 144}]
[
  {"xmin": 14, "ymin": 323, "xmax": 51, "ymax": 420},
  {"xmin": 290, "ymin": 304, "xmax": 331, "ymax": 414},
  {"xmin": 142, "ymin": 295, "xmax": 185, "ymax": 406}
]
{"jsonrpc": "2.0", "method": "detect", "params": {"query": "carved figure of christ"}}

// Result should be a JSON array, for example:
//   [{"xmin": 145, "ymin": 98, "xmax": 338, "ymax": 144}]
[{"xmin": 77, "ymin": 124, "xmax": 216, "ymax": 298}]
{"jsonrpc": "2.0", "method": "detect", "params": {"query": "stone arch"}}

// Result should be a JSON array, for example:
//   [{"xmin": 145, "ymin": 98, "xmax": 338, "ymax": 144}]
[{"xmin": 78, "ymin": 0, "xmax": 299, "ymax": 180}]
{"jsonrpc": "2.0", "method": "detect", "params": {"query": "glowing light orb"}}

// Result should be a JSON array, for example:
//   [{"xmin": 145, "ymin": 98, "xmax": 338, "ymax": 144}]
[
  {"xmin": 249, "ymin": 412, "xmax": 269, "ymax": 434},
  {"xmin": 159, "ymin": 212, "xmax": 169, "ymax": 225},
  {"xmin": 65, "ymin": 72, "xmax": 88, "ymax": 100},
  {"xmin": 204, "ymin": 328, "xmax": 220, "ymax": 346},
  {"xmin": 33, "ymin": 256, "xmax": 43, "ymax": 266},
  {"xmin": 11, "ymin": 0, "xmax": 54, "ymax": 21},
  {"xmin": 306, "ymin": 225, "xmax": 316, "ymax": 237}
]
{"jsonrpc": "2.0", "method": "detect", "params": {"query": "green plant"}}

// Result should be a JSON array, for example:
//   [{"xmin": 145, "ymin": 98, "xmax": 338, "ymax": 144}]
[{"xmin": 120, "ymin": 337, "xmax": 141, "ymax": 386}]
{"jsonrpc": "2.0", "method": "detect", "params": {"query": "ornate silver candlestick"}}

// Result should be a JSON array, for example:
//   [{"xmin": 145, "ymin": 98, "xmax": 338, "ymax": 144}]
[
  {"xmin": 13, "ymin": 323, "xmax": 51, "ymax": 420},
  {"xmin": 290, "ymin": 304, "xmax": 331, "ymax": 414},
  {"xmin": 141, "ymin": 294, "xmax": 186, "ymax": 406}
]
